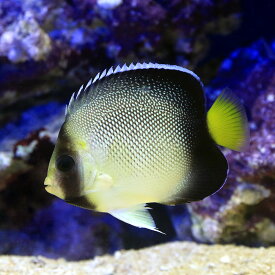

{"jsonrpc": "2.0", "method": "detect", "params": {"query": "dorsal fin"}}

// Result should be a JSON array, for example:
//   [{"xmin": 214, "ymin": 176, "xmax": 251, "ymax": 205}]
[{"xmin": 66, "ymin": 63, "xmax": 202, "ymax": 115}]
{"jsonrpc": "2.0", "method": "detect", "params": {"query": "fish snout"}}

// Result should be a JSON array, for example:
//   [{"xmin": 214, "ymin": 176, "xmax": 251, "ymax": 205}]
[
  {"xmin": 44, "ymin": 177, "xmax": 55, "ymax": 194},
  {"xmin": 44, "ymin": 177, "xmax": 51, "ymax": 186},
  {"xmin": 44, "ymin": 176, "xmax": 65, "ymax": 199}
]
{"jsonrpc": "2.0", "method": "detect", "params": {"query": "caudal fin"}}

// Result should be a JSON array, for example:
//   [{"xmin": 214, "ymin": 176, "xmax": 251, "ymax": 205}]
[{"xmin": 207, "ymin": 88, "xmax": 250, "ymax": 151}]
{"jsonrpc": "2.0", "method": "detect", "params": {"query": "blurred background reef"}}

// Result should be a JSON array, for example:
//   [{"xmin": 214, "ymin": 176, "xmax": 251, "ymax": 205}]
[{"xmin": 0, "ymin": 0, "xmax": 274, "ymax": 269}]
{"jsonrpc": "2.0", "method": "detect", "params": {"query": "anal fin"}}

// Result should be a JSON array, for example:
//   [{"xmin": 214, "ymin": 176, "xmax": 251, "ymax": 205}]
[{"xmin": 109, "ymin": 204, "xmax": 164, "ymax": 234}]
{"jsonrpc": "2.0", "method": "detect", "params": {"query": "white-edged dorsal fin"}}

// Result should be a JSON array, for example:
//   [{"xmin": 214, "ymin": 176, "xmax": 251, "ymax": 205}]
[
  {"xmin": 84, "ymin": 79, "xmax": 92, "ymax": 92},
  {"xmin": 135, "ymin": 63, "xmax": 142, "ymax": 69},
  {"xmin": 114, "ymin": 65, "xmax": 121, "ymax": 73},
  {"xmin": 66, "ymin": 92, "xmax": 75, "ymax": 114},
  {"xmin": 67, "ymin": 63, "xmax": 202, "ymax": 115},
  {"xmin": 76, "ymin": 84, "xmax": 84, "ymax": 98},
  {"xmin": 109, "ymin": 204, "xmax": 165, "ymax": 234},
  {"xmin": 92, "ymin": 73, "xmax": 100, "ymax": 83},
  {"xmin": 106, "ymin": 67, "xmax": 114, "ymax": 76},
  {"xmin": 99, "ymin": 69, "xmax": 107, "ymax": 80},
  {"xmin": 121, "ymin": 64, "xmax": 128, "ymax": 72},
  {"xmin": 68, "ymin": 92, "xmax": 75, "ymax": 108}
]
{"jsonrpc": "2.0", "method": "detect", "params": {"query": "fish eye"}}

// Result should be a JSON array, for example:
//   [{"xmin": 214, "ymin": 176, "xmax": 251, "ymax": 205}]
[{"xmin": 56, "ymin": 155, "xmax": 75, "ymax": 172}]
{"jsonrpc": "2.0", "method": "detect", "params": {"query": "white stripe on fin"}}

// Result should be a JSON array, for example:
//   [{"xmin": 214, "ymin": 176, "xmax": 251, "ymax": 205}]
[
  {"xmin": 135, "ymin": 63, "xmax": 142, "ymax": 69},
  {"xmin": 109, "ymin": 204, "xmax": 165, "ymax": 234},
  {"xmin": 121, "ymin": 64, "xmax": 128, "ymax": 71},
  {"xmin": 84, "ymin": 79, "xmax": 92, "ymax": 92},
  {"xmin": 98, "ymin": 62, "xmax": 201, "ymax": 85},
  {"xmin": 92, "ymin": 73, "xmax": 100, "ymax": 83},
  {"xmin": 66, "ymin": 92, "xmax": 75, "ymax": 114},
  {"xmin": 106, "ymin": 67, "xmax": 114, "ymax": 76},
  {"xmin": 129, "ymin": 63, "xmax": 135, "ymax": 69},
  {"xmin": 99, "ymin": 69, "xmax": 107, "ymax": 80},
  {"xmin": 114, "ymin": 62, "xmax": 201, "ymax": 84},
  {"xmin": 76, "ymin": 84, "xmax": 84, "ymax": 99},
  {"xmin": 114, "ymin": 65, "xmax": 121, "ymax": 73},
  {"xmin": 68, "ymin": 92, "xmax": 75, "ymax": 108},
  {"xmin": 67, "ymin": 63, "xmax": 202, "ymax": 114}
]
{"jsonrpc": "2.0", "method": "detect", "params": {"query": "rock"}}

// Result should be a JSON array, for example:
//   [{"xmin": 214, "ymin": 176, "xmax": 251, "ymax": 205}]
[
  {"xmin": 188, "ymin": 183, "xmax": 271, "ymax": 244},
  {"xmin": 1, "ymin": 0, "xmax": 274, "ymax": 258},
  {"xmin": 186, "ymin": 40, "xmax": 275, "ymax": 245},
  {"xmin": 0, "ymin": 102, "xmax": 64, "ymax": 196},
  {"xmin": 0, "ymin": 127, "xmax": 57, "ymax": 229},
  {"xmin": 207, "ymin": 39, "xmax": 275, "ymax": 108},
  {"xmin": 0, "ymin": 102, "xmax": 172, "ymax": 259},
  {"xmin": 0, "ymin": 103, "xmax": 124, "ymax": 259},
  {"xmin": 0, "ymin": 0, "xmax": 240, "ymax": 115},
  {"xmin": 0, "ymin": 0, "xmax": 244, "ymax": 257},
  {"xmin": 0, "ymin": 11, "xmax": 52, "ymax": 63},
  {"xmin": 0, "ymin": 200, "xmax": 123, "ymax": 260},
  {"xmin": 0, "ymin": 102, "xmax": 65, "ymax": 151},
  {"xmin": 0, "ymin": 241, "xmax": 274, "ymax": 274}
]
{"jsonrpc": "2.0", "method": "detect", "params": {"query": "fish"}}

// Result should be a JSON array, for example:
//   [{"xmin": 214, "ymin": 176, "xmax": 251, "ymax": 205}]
[{"xmin": 44, "ymin": 63, "xmax": 249, "ymax": 233}]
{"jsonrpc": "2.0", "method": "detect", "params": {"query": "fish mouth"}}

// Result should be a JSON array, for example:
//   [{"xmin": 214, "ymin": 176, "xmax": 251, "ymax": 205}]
[
  {"xmin": 44, "ymin": 177, "xmax": 51, "ymax": 186},
  {"xmin": 44, "ymin": 184, "xmax": 57, "ymax": 196},
  {"xmin": 44, "ymin": 177, "xmax": 52, "ymax": 191},
  {"xmin": 43, "ymin": 178, "xmax": 65, "ymax": 198},
  {"xmin": 44, "ymin": 184, "xmax": 52, "ymax": 192}
]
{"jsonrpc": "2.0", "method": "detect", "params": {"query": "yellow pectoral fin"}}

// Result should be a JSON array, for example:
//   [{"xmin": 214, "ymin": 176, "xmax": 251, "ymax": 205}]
[{"xmin": 207, "ymin": 88, "xmax": 250, "ymax": 151}]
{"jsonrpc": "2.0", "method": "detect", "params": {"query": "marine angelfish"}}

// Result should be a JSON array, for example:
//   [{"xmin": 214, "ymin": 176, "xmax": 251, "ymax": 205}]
[{"xmin": 44, "ymin": 63, "xmax": 249, "ymax": 233}]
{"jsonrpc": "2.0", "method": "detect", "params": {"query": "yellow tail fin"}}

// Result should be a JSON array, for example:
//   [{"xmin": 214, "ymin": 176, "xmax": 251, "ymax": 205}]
[{"xmin": 207, "ymin": 89, "xmax": 250, "ymax": 151}]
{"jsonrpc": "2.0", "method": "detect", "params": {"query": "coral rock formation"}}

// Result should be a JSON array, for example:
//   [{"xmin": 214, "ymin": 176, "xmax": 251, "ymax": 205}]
[
  {"xmin": 0, "ymin": 241, "xmax": 274, "ymax": 275},
  {"xmin": 187, "ymin": 40, "xmax": 275, "ymax": 245}
]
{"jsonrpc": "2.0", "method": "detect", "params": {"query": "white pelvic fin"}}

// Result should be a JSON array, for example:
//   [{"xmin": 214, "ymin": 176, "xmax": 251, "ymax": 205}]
[{"xmin": 109, "ymin": 204, "xmax": 164, "ymax": 234}]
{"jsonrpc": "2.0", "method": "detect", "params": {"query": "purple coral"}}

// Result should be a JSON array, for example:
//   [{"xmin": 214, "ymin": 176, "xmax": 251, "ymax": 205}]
[
  {"xmin": 186, "ymin": 40, "xmax": 275, "ymax": 245},
  {"xmin": 0, "ymin": 0, "xmax": 275, "ymax": 260}
]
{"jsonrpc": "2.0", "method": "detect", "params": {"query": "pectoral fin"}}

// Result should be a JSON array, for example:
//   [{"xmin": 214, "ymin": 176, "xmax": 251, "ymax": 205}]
[
  {"xmin": 109, "ymin": 204, "xmax": 164, "ymax": 234},
  {"xmin": 94, "ymin": 172, "xmax": 113, "ymax": 191}
]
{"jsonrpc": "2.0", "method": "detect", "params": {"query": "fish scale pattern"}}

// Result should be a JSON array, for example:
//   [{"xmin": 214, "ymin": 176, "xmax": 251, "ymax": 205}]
[{"xmin": 65, "ymin": 66, "xmax": 202, "ymax": 202}]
